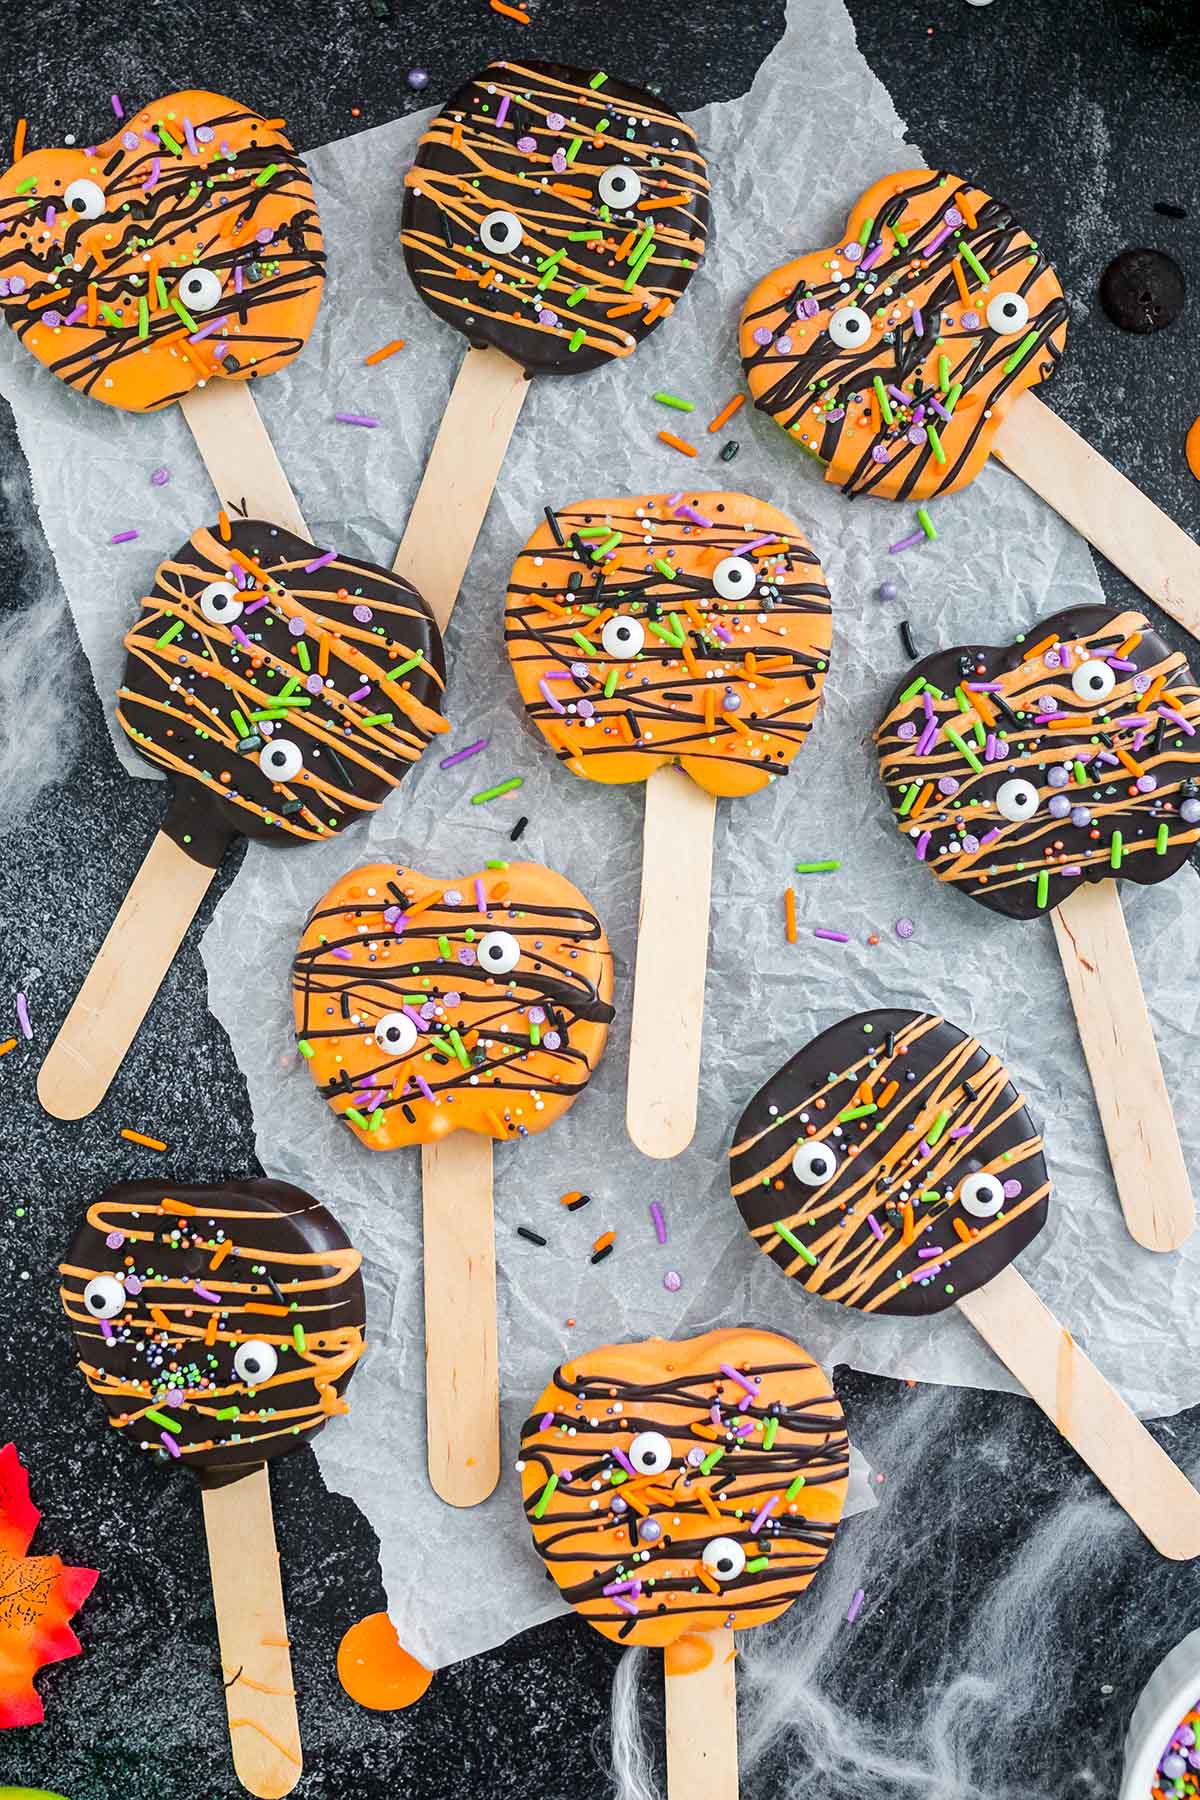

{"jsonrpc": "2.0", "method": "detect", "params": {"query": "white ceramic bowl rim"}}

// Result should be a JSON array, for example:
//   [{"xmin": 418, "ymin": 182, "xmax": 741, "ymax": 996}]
[{"xmin": 1122, "ymin": 1628, "xmax": 1200, "ymax": 1800}]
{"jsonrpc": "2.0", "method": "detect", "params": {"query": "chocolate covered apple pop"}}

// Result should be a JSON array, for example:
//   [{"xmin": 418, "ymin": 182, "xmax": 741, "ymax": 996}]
[
  {"xmin": 37, "ymin": 519, "xmax": 446, "ymax": 1121},
  {"xmin": 521, "ymin": 1327, "xmax": 848, "ymax": 1797},
  {"xmin": 738, "ymin": 169, "xmax": 1200, "ymax": 632},
  {"xmin": 59, "ymin": 1179, "xmax": 366, "ymax": 1796},
  {"xmin": 731, "ymin": 1009, "xmax": 1200, "ymax": 1557},
  {"xmin": 0, "ymin": 92, "xmax": 323, "ymax": 529},
  {"xmin": 505, "ymin": 490, "xmax": 832, "ymax": 1157},
  {"xmin": 392, "ymin": 61, "xmax": 710, "ymax": 632},
  {"xmin": 293, "ymin": 859, "xmax": 614, "ymax": 1506},
  {"xmin": 875, "ymin": 605, "xmax": 1199, "ymax": 1251}
]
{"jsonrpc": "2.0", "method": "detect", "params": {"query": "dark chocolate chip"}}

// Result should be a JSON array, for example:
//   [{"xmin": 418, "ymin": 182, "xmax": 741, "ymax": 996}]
[{"xmin": 1099, "ymin": 248, "xmax": 1186, "ymax": 334}]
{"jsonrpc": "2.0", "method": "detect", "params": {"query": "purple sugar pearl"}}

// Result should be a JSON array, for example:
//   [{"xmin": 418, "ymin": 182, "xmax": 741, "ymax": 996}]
[
  {"xmin": 937, "ymin": 776, "xmax": 960, "ymax": 796},
  {"xmin": 1048, "ymin": 794, "xmax": 1071, "ymax": 819},
  {"xmin": 1071, "ymin": 806, "xmax": 1092, "ymax": 828},
  {"xmin": 1047, "ymin": 765, "xmax": 1070, "ymax": 789},
  {"xmin": 407, "ymin": 68, "xmax": 430, "ymax": 89},
  {"xmin": 752, "ymin": 325, "xmax": 773, "ymax": 346},
  {"xmin": 353, "ymin": 603, "xmax": 373, "ymax": 623},
  {"xmin": 664, "ymin": 1270, "xmax": 683, "ymax": 1292},
  {"xmin": 1181, "ymin": 798, "xmax": 1200, "ymax": 824}
]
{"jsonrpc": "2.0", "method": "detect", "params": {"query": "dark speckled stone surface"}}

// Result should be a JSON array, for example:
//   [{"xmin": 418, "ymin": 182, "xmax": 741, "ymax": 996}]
[{"xmin": 2, "ymin": 3, "xmax": 1200, "ymax": 1795}]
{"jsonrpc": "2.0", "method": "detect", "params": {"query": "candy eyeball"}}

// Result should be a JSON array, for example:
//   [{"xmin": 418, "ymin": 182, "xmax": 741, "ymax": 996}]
[
  {"xmin": 702, "ymin": 1537, "xmax": 747, "ymax": 1581},
  {"xmin": 480, "ymin": 209, "xmax": 524, "ymax": 255},
  {"xmin": 827, "ymin": 305, "xmax": 872, "ymax": 350},
  {"xmin": 178, "ymin": 267, "xmax": 223, "ymax": 313},
  {"xmin": 986, "ymin": 291, "xmax": 1030, "ymax": 336},
  {"xmin": 792, "ymin": 1140, "xmax": 839, "ymax": 1187},
  {"xmin": 64, "ymin": 177, "xmax": 106, "ymax": 220},
  {"xmin": 83, "ymin": 1273, "xmax": 127, "ymax": 1319},
  {"xmin": 198, "ymin": 580, "xmax": 244, "ymax": 625},
  {"xmin": 959, "ymin": 1171, "xmax": 1006, "ymax": 1218},
  {"xmin": 259, "ymin": 738, "xmax": 304, "ymax": 783},
  {"xmin": 478, "ymin": 930, "xmax": 521, "ymax": 975},
  {"xmin": 233, "ymin": 1339, "xmax": 279, "ymax": 1386},
  {"xmin": 374, "ymin": 1011, "xmax": 419, "ymax": 1057},
  {"xmin": 1071, "ymin": 657, "xmax": 1117, "ymax": 703},
  {"xmin": 598, "ymin": 165, "xmax": 642, "ymax": 210},
  {"xmin": 601, "ymin": 614, "xmax": 645, "ymax": 658},
  {"xmin": 995, "ymin": 777, "xmax": 1040, "ymax": 822},
  {"xmin": 712, "ymin": 555, "xmax": 757, "ymax": 602},
  {"xmin": 628, "ymin": 1430, "xmax": 673, "ymax": 1475}
]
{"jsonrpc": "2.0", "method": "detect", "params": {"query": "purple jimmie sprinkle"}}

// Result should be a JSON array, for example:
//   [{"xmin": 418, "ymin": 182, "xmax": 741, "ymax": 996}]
[
  {"xmin": 440, "ymin": 738, "xmax": 489, "ymax": 768},
  {"xmin": 650, "ymin": 1201, "xmax": 667, "ymax": 1245},
  {"xmin": 305, "ymin": 549, "xmax": 338, "ymax": 573},
  {"xmin": 334, "ymin": 412, "xmax": 379, "ymax": 428}
]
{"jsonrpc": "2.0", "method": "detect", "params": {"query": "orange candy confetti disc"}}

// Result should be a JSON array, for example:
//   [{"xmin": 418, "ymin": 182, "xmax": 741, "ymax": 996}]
[{"xmin": 337, "ymin": 1613, "xmax": 433, "ymax": 1711}]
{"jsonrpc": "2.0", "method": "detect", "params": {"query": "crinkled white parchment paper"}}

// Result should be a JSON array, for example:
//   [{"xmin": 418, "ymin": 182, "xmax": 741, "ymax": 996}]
[{"xmin": 3, "ymin": 0, "xmax": 1199, "ymax": 1670}]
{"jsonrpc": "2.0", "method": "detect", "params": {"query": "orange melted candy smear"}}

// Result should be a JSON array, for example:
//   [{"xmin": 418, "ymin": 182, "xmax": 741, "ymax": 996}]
[
  {"xmin": 520, "ymin": 1328, "xmax": 848, "ymax": 1648},
  {"xmin": 293, "ymin": 860, "xmax": 614, "ymax": 1149},
  {"xmin": 337, "ymin": 1613, "xmax": 433, "ymax": 1711},
  {"xmin": 0, "ymin": 92, "xmax": 324, "ymax": 412},
  {"xmin": 505, "ymin": 492, "xmax": 832, "ymax": 798}
]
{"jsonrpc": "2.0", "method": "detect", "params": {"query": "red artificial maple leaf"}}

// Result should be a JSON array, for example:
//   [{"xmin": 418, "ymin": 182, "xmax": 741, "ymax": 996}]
[{"xmin": 0, "ymin": 1442, "xmax": 98, "ymax": 1728}]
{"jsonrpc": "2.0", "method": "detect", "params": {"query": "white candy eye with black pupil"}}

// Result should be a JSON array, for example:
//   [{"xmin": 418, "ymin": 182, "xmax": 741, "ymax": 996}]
[
  {"xmin": 792, "ymin": 1140, "xmax": 839, "ymax": 1187},
  {"xmin": 828, "ymin": 305, "xmax": 872, "ymax": 350},
  {"xmin": 995, "ymin": 777, "xmax": 1040, "ymax": 823},
  {"xmin": 702, "ymin": 1537, "xmax": 747, "ymax": 1582},
  {"xmin": 629, "ymin": 1430, "xmax": 672, "ymax": 1475},
  {"xmin": 374, "ymin": 1011, "xmax": 419, "ymax": 1056},
  {"xmin": 478, "ymin": 930, "xmax": 521, "ymax": 975},
  {"xmin": 83, "ymin": 1273, "xmax": 127, "ymax": 1319},
  {"xmin": 178, "ymin": 266, "xmax": 222, "ymax": 312},
  {"xmin": 64, "ymin": 177, "xmax": 106, "ymax": 220},
  {"xmin": 601, "ymin": 614, "xmax": 645, "ymax": 658},
  {"xmin": 258, "ymin": 738, "xmax": 304, "ymax": 782},
  {"xmin": 986, "ymin": 291, "xmax": 1030, "ymax": 336},
  {"xmin": 480, "ymin": 209, "xmax": 523, "ymax": 255},
  {"xmin": 1071, "ymin": 658, "xmax": 1116, "ymax": 703},
  {"xmin": 959, "ymin": 1171, "xmax": 1006, "ymax": 1218},
  {"xmin": 233, "ymin": 1339, "xmax": 279, "ymax": 1385},
  {"xmin": 198, "ymin": 580, "xmax": 243, "ymax": 625},
  {"xmin": 598, "ymin": 165, "xmax": 643, "ymax": 209},
  {"xmin": 712, "ymin": 556, "xmax": 757, "ymax": 602}
]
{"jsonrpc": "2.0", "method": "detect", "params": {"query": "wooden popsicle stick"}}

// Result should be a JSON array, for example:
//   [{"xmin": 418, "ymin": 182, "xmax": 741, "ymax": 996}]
[
  {"xmin": 202, "ymin": 1466, "xmax": 303, "ymax": 1798},
  {"xmin": 37, "ymin": 827, "xmax": 224, "ymax": 1120},
  {"xmin": 391, "ymin": 345, "xmax": 530, "ymax": 631},
  {"xmin": 627, "ymin": 767, "xmax": 717, "ymax": 1159},
  {"xmin": 421, "ymin": 1132, "xmax": 499, "ymax": 1507},
  {"xmin": 1050, "ymin": 881, "xmax": 1194, "ymax": 1252},
  {"xmin": 179, "ymin": 382, "xmax": 309, "ymax": 538},
  {"xmin": 994, "ymin": 393, "xmax": 1200, "ymax": 638},
  {"xmin": 957, "ymin": 1264, "xmax": 1200, "ymax": 1559},
  {"xmin": 664, "ymin": 1630, "xmax": 739, "ymax": 1799}
]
